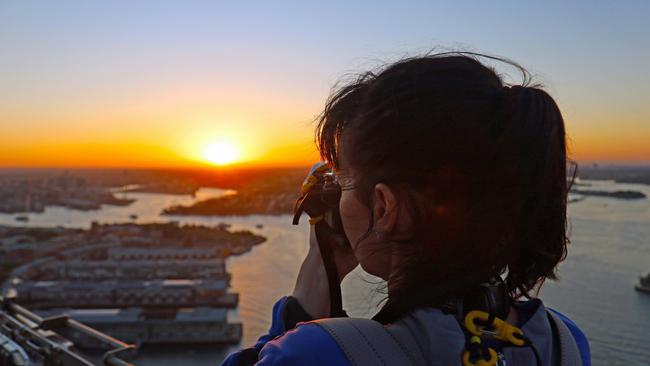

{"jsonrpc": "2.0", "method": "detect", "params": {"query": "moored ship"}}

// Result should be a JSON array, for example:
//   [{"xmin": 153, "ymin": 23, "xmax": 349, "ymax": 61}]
[
  {"xmin": 635, "ymin": 273, "xmax": 650, "ymax": 293},
  {"xmin": 35, "ymin": 306, "xmax": 242, "ymax": 347},
  {"xmin": 13, "ymin": 279, "xmax": 238, "ymax": 309}
]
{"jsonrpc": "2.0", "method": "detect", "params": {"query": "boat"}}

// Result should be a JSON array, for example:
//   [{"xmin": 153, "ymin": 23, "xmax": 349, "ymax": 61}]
[
  {"xmin": 634, "ymin": 273, "xmax": 650, "ymax": 293},
  {"xmin": 14, "ymin": 215, "xmax": 29, "ymax": 222},
  {"xmin": 217, "ymin": 222, "xmax": 232, "ymax": 230}
]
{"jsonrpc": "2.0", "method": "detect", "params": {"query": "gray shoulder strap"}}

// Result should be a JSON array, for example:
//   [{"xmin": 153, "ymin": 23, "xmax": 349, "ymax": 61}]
[
  {"xmin": 314, "ymin": 317, "xmax": 426, "ymax": 366},
  {"xmin": 547, "ymin": 310, "xmax": 583, "ymax": 366}
]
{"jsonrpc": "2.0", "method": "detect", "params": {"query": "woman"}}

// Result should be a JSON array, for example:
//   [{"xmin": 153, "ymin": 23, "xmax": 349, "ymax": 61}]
[{"xmin": 222, "ymin": 52, "xmax": 590, "ymax": 366}]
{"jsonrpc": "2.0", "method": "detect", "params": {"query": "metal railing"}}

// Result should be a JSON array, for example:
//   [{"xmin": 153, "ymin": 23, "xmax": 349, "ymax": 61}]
[{"xmin": 0, "ymin": 295, "xmax": 137, "ymax": 366}]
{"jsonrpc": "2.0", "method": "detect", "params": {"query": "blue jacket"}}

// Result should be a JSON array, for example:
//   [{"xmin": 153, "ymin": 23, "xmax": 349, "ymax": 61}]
[{"xmin": 221, "ymin": 296, "xmax": 590, "ymax": 366}]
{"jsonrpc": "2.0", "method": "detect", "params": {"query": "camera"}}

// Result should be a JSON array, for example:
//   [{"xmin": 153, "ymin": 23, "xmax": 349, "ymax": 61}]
[
  {"xmin": 292, "ymin": 162, "xmax": 347, "ymax": 240},
  {"xmin": 292, "ymin": 162, "xmax": 350, "ymax": 316}
]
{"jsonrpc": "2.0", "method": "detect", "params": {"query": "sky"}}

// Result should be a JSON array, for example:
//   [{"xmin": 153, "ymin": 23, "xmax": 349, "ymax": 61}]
[{"xmin": 1, "ymin": 0, "xmax": 649, "ymax": 168}]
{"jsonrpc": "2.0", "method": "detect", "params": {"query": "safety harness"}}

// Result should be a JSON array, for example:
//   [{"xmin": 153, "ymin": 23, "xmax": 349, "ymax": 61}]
[{"xmin": 314, "ymin": 307, "xmax": 582, "ymax": 366}]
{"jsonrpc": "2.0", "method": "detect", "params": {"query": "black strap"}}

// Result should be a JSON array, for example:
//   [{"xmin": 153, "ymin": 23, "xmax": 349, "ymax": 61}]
[{"xmin": 314, "ymin": 220, "xmax": 345, "ymax": 317}]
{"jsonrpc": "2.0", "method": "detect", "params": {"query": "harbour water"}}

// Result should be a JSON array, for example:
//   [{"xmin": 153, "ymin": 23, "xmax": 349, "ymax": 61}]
[{"xmin": 1, "ymin": 181, "xmax": 648, "ymax": 365}]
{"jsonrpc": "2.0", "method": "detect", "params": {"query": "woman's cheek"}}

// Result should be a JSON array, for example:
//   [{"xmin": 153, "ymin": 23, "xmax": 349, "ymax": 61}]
[
  {"xmin": 338, "ymin": 191, "xmax": 367, "ymax": 251},
  {"xmin": 339, "ymin": 191, "xmax": 391, "ymax": 280}
]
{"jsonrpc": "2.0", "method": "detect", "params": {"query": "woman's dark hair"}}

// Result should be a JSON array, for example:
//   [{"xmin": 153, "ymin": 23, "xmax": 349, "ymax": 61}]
[{"xmin": 316, "ymin": 52, "xmax": 575, "ymax": 321}]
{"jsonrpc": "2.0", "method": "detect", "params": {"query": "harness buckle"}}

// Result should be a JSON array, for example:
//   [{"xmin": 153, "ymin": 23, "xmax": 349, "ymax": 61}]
[
  {"xmin": 462, "ymin": 347, "xmax": 498, "ymax": 366},
  {"xmin": 464, "ymin": 310, "xmax": 525, "ymax": 346}
]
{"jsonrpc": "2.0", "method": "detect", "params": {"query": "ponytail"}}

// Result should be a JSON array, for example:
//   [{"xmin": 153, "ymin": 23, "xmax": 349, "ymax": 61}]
[{"xmin": 499, "ymin": 84, "xmax": 569, "ymax": 297}]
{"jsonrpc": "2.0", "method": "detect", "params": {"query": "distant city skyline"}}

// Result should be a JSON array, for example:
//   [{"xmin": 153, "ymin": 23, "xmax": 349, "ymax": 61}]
[{"xmin": 1, "ymin": 1, "xmax": 649, "ymax": 168}]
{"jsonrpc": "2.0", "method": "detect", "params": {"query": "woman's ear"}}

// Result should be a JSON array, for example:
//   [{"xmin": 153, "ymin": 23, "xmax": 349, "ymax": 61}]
[{"xmin": 372, "ymin": 183, "xmax": 398, "ymax": 233}]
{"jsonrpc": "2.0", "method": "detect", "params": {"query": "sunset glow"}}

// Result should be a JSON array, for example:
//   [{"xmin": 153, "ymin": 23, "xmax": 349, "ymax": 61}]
[{"xmin": 202, "ymin": 142, "xmax": 240, "ymax": 166}]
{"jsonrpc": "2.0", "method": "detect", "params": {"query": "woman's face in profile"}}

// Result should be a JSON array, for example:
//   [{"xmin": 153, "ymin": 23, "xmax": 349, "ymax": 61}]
[{"xmin": 336, "ymin": 144, "xmax": 392, "ymax": 280}]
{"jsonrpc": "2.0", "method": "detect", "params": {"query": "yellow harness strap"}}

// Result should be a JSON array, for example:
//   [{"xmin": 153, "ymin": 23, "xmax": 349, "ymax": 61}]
[{"xmin": 461, "ymin": 310, "xmax": 527, "ymax": 366}]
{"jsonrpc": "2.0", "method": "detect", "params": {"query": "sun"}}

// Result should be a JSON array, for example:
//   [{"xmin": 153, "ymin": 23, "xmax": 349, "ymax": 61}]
[{"xmin": 202, "ymin": 141, "xmax": 240, "ymax": 166}]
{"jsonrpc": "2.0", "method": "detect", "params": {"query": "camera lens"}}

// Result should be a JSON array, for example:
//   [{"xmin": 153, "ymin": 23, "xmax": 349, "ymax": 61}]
[{"xmin": 321, "ymin": 175, "xmax": 341, "ymax": 208}]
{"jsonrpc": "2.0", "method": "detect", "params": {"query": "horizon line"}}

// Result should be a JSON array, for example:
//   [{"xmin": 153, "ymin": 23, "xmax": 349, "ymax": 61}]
[{"xmin": 1, "ymin": 160, "xmax": 650, "ymax": 171}]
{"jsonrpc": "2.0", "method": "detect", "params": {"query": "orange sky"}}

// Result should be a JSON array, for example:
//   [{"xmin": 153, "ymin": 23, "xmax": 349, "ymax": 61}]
[
  {"xmin": 1, "ymin": 2, "xmax": 648, "ymax": 168},
  {"xmin": 3, "ymin": 111, "xmax": 648, "ymax": 169},
  {"xmin": 2, "ymin": 73, "xmax": 647, "ymax": 168},
  {"xmin": 2, "ymin": 87, "xmax": 648, "ymax": 168}
]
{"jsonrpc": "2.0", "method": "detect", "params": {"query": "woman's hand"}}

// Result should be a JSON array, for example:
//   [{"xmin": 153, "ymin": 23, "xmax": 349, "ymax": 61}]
[{"xmin": 291, "ymin": 224, "xmax": 358, "ymax": 319}]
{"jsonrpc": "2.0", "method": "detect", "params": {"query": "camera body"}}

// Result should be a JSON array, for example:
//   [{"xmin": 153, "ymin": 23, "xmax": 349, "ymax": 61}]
[{"xmin": 293, "ymin": 162, "xmax": 347, "ymax": 241}]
